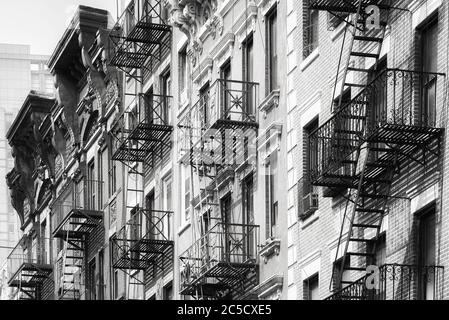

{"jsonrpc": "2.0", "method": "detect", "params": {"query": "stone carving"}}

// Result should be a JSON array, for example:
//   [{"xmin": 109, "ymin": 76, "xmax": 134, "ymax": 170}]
[
  {"xmin": 169, "ymin": 0, "xmax": 222, "ymax": 66},
  {"xmin": 54, "ymin": 72, "xmax": 79, "ymax": 149},
  {"xmin": 80, "ymin": 30, "xmax": 119, "ymax": 119}
]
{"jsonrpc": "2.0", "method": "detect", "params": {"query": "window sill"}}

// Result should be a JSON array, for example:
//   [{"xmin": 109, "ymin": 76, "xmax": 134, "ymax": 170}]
[
  {"xmin": 300, "ymin": 48, "xmax": 320, "ymax": 72},
  {"xmin": 260, "ymin": 238, "xmax": 281, "ymax": 264},
  {"xmin": 301, "ymin": 213, "xmax": 320, "ymax": 230},
  {"xmin": 178, "ymin": 221, "xmax": 191, "ymax": 235}
]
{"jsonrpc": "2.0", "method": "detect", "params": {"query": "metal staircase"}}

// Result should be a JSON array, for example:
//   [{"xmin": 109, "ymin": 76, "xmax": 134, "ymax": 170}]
[
  {"xmin": 307, "ymin": 0, "xmax": 445, "ymax": 295},
  {"xmin": 57, "ymin": 236, "xmax": 84, "ymax": 300}
]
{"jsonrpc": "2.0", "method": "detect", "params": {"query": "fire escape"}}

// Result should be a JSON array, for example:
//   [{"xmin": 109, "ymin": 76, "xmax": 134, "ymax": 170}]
[
  {"xmin": 7, "ymin": 236, "xmax": 53, "ymax": 300},
  {"xmin": 178, "ymin": 79, "xmax": 260, "ymax": 299},
  {"xmin": 50, "ymin": 179, "xmax": 103, "ymax": 300},
  {"xmin": 108, "ymin": 0, "xmax": 174, "ymax": 300},
  {"xmin": 307, "ymin": 0, "xmax": 446, "ymax": 299}
]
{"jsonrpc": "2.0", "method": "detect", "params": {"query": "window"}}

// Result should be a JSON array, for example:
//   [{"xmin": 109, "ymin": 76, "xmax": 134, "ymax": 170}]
[
  {"xmin": 420, "ymin": 18, "xmax": 438, "ymax": 127},
  {"xmin": 243, "ymin": 175, "xmax": 255, "ymax": 258},
  {"xmin": 88, "ymin": 259, "xmax": 96, "ymax": 300},
  {"xmin": 266, "ymin": 158, "xmax": 278, "ymax": 239},
  {"xmin": 267, "ymin": 8, "xmax": 278, "ymax": 92},
  {"xmin": 87, "ymin": 161, "xmax": 96, "ymax": 210},
  {"xmin": 418, "ymin": 207, "xmax": 436, "ymax": 300},
  {"xmin": 108, "ymin": 137, "xmax": 117, "ymax": 197},
  {"xmin": 113, "ymin": 269, "xmax": 119, "ymax": 299},
  {"xmin": 184, "ymin": 176, "xmax": 191, "ymax": 222},
  {"xmin": 163, "ymin": 282, "xmax": 173, "ymax": 300},
  {"xmin": 163, "ymin": 176, "xmax": 173, "ymax": 240},
  {"xmin": 179, "ymin": 47, "xmax": 188, "ymax": 99},
  {"xmin": 220, "ymin": 60, "xmax": 232, "ymax": 116},
  {"xmin": 300, "ymin": 118, "xmax": 319, "ymax": 216},
  {"xmin": 243, "ymin": 36, "xmax": 254, "ymax": 115},
  {"xmin": 98, "ymin": 150, "xmax": 104, "ymax": 209},
  {"xmin": 161, "ymin": 71, "xmax": 172, "ymax": 124},
  {"xmin": 303, "ymin": 6, "xmax": 319, "ymax": 59},
  {"xmin": 304, "ymin": 273, "xmax": 319, "ymax": 300},
  {"xmin": 98, "ymin": 250, "xmax": 104, "ymax": 300}
]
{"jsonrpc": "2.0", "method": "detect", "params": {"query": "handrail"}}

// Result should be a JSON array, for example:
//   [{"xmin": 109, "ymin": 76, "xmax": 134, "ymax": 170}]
[{"xmin": 326, "ymin": 264, "xmax": 445, "ymax": 300}]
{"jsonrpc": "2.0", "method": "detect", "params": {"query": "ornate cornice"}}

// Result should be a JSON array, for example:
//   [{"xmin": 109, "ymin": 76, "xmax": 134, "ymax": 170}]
[{"xmin": 169, "ymin": 0, "xmax": 223, "ymax": 66}]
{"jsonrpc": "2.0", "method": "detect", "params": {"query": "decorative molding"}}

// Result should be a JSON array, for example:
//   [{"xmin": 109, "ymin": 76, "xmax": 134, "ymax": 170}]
[
  {"xmin": 254, "ymin": 274, "xmax": 284, "ymax": 300},
  {"xmin": 257, "ymin": 122, "xmax": 283, "ymax": 162},
  {"xmin": 260, "ymin": 238, "xmax": 281, "ymax": 264},
  {"xmin": 258, "ymin": 0, "xmax": 280, "ymax": 19},
  {"xmin": 259, "ymin": 89, "xmax": 280, "ymax": 118},
  {"xmin": 169, "ymin": 0, "xmax": 223, "ymax": 67}
]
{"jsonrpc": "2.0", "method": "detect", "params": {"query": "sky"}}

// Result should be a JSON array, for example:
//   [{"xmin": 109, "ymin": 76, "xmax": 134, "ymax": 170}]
[{"xmin": 0, "ymin": 0, "xmax": 119, "ymax": 56}]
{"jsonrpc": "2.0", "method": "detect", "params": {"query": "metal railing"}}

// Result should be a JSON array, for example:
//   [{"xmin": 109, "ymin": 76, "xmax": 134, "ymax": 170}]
[
  {"xmin": 51, "ymin": 179, "xmax": 104, "ymax": 235},
  {"xmin": 112, "ymin": 208, "xmax": 173, "ymax": 266},
  {"xmin": 7, "ymin": 237, "xmax": 53, "ymax": 284},
  {"xmin": 326, "ymin": 264, "xmax": 445, "ymax": 300},
  {"xmin": 180, "ymin": 222, "xmax": 260, "ymax": 291},
  {"xmin": 309, "ymin": 68, "xmax": 445, "ymax": 184}
]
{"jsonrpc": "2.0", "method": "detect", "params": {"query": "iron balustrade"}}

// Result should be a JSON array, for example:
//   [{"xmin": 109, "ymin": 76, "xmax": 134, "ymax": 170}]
[
  {"xmin": 180, "ymin": 222, "xmax": 260, "ymax": 293},
  {"xmin": 177, "ymin": 79, "xmax": 259, "ymax": 167},
  {"xmin": 111, "ymin": 94, "xmax": 173, "ymax": 163},
  {"xmin": 50, "ymin": 179, "xmax": 104, "ymax": 237},
  {"xmin": 205, "ymin": 79, "xmax": 259, "ymax": 130},
  {"xmin": 326, "ymin": 264, "xmax": 445, "ymax": 300},
  {"xmin": 109, "ymin": 0, "xmax": 171, "ymax": 70},
  {"xmin": 309, "ymin": 68, "xmax": 445, "ymax": 185},
  {"xmin": 112, "ymin": 208, "xmax": 173, "ymax": 269},
  {"xmin": 7, "ymin": 237, "xmax": 53, "ymax": 287},
  {"xmin": 308, "ymin": 0, "xmax": 392, "ymax": 12}
]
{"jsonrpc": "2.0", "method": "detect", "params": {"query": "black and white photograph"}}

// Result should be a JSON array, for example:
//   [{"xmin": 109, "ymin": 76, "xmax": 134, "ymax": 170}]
[{"xmin": 0, "ymin": 0, "xmax": 447, "ymax": 312}]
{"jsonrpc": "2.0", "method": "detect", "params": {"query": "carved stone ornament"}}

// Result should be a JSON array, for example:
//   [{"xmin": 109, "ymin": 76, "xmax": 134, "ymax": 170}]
[{"xmin": 169, "ymin": 0, "xmax": 222, "ymax": 66}]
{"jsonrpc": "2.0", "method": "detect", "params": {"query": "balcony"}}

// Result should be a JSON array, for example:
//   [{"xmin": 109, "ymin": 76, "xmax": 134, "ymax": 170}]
[
  {"xmin": 326, "ymin": 264, "xmax": 445, "ymax": 300},
  {"xmin": 180, "ymin": 222, "xmax": 260, "ymax": 298},
  {"xmin": 178, "ymin": 79, "xmax": 259, "ymax": 168},
  {"xmin": 111, "ymin": 208, "xmax": 173, "ymax": 275},
  {"xmin": 308, "ymin": 0, "xmax": 392, "ymax": 13},
  {"xmin": 109, "ymin": 0, "xmax": 171, "ymax": 72},
  {"xmin": 111, "ymin": 94, "xmax": 173, "ymax": 164},
  {"xmin": 309, "ymin": 68, "xmax": 445, "ymax": 189},
  {"xmin": 7, "ymin": 237, "xmax": 53, "ymax": 294},
  {"xmin": 51, "ymin": 179, "xmax": 103, "ymax": 239}
]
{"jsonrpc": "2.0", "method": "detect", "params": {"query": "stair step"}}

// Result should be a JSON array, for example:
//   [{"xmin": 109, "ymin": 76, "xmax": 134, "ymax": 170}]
[
  {"xmin": 350, "ymin": 52, "xmax": 380, "ymax": 59},
  {"xmin": 369, "ymin": 147, "xmax": 395, "ymax": 153},
  {"xmin": 345, "ymin": 266, "xmax": 368, "ymax": 272},
  {"xmin": 341, "ymin": 159, "xmax": 358, "ymax": 164},
  {"xmin": 350, "ymin": 238, "xmax": 375, "ymax": 243},
  {"xmin": 335, "ymin": 129, "xmax": 363, "ymax": 135},
  {"xmin": 347, "ymin": 252, "xmax": 375, "ymax": 257},
  {"xmin": 353, "ymin": 35, "xmax": 384, "ymax": 43},
  {"xmin": 347, "ymin": 67, "xmax": 371, "ymax": 73},
  {"xmin": 345, "ymin": 82, "xmax": 366, "ymax": 88},
  {"xmin": 353, "ymin": 223, "xmax": 382, "ymax": 229},
  {"xmin": 366, "ymin": 162, "xmax": 395, "ymax": 168},
  {"xmin": 357, "ymin": 20, "xmax": 388, "ymax": 27},
  {"xmin": 341, "ymin": 114, "xmax": 366, "ymax": 120},
  {"xmin": 359, "ymin": 193, "xmax": 389, "ymax": 199},
  {"xmin": 355, "ymin": 208, "xmax": 384, "ymax": 214}
]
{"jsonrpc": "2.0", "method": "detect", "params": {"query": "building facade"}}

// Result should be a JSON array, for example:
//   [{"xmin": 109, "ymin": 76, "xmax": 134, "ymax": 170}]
[
  {"xmin": 3, "ymin": 0, "xmax": 449, "ymax": 301},
  {"xmin": 0, "ymin": 43, "xmax": 52, "ymax": 266}
]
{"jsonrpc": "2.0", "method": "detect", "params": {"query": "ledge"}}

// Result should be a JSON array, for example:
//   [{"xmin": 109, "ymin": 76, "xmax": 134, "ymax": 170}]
[
  {"xmin": 254, "ymin": 274, "xmax": 284, "ymax": 300},
  {"xmin": 260, "ymin": 238, "xmax": 281, "ymax": 264},
  {"xmin": 259, "ymin": 89, "xmax": 280, "ymax": 118},
  {"xmin": 300, "ymin": 48, "xmax": 320, "ymax": 72}
]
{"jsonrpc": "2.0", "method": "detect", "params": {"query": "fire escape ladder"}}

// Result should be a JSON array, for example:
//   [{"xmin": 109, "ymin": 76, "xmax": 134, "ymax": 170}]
[
  {"xmin": 334, "ymin": 1, "xmax": 389, "ymax": 112},
  {"xmin": 58, "ymin": 234, "xmax": 84, "ymax": 300},
  {"xmin": 335, "ymin": 147, "xmax": 398, "ymax": 293}
]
